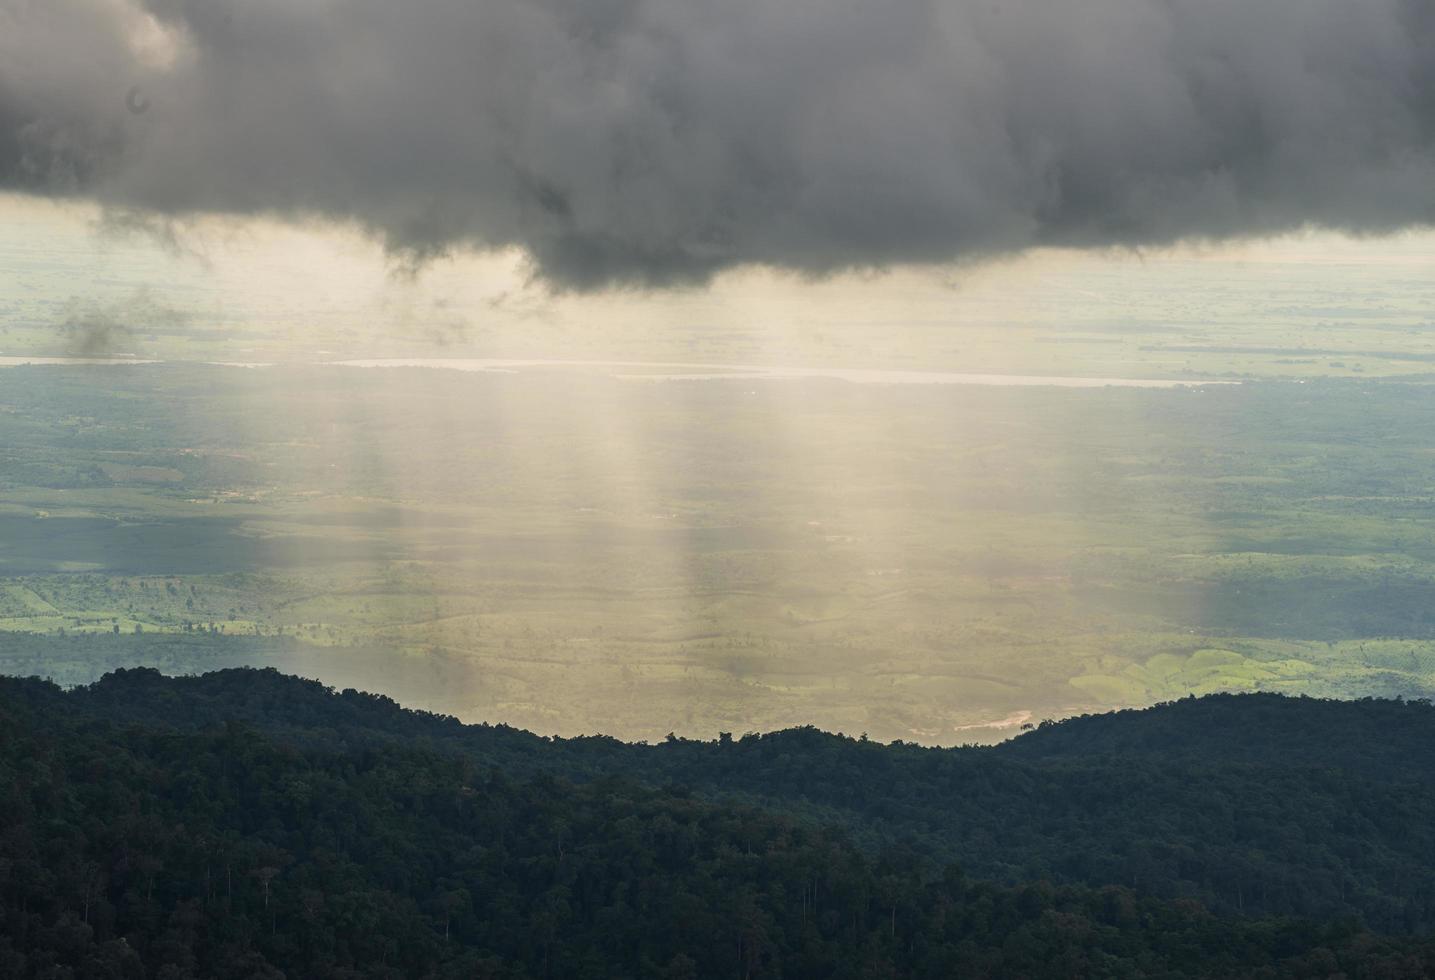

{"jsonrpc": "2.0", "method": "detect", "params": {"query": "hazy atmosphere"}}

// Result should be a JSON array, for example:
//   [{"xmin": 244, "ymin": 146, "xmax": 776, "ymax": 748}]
[
  {"xmin": 3, "ymin": 0, "xmax": 1435, "ymax": 745},
  {"xmin": 9, "ymin": 2, "xmax": 1435, "ymax": 976},
  {"xmin": 2, "ymin": 194, "xmax": 1435, "ymax": 742}
]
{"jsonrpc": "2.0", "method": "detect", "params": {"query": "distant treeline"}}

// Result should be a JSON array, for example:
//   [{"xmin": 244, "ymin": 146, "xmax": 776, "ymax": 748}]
[{"xmin": 5, "ymin": 670, "xmax": 1435, "ymax": 977}]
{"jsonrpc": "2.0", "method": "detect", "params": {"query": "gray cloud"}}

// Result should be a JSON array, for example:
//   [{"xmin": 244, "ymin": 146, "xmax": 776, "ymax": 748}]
[
  {"xmin": 60, "ymin": 304, "xmax": 132, "ymax": 357},
  {"xmin": 58, "ymin": 288, "xmax": 192, "ymax": 354},
  {"xmin": 2, "ymin": 0, "xmax": 1433, "ymax": 288}
]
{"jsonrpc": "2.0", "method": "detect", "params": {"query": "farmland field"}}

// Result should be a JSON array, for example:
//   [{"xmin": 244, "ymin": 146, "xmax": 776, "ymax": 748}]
[{"xmin": 4, "ymin": 355, "xmax": 1435, "ymax": 743}]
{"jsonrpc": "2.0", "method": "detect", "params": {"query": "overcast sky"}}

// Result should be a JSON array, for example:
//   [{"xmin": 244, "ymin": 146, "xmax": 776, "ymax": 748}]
[{"xmin": 2, "ymin": 0, "xmax": 1432, "ymax": 294}]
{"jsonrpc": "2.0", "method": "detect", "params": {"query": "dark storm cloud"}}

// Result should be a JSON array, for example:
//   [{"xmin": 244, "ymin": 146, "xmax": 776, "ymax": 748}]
[{"xmin": 2, "ymin": 0, "xmax": 1433, "ymax": 288}]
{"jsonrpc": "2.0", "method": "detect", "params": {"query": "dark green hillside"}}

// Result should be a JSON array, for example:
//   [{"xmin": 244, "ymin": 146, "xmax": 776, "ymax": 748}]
[
  {"xmin": 997, "ymin": 693, "xmax": 1435, "ymax": 778},
  {"xmin": 4, "ymin": 676, "xmax": 1435, "ymax": 978},
  {"xmin": 6, "ymin": 670, "xmax": 1435, "ymax": 935}
]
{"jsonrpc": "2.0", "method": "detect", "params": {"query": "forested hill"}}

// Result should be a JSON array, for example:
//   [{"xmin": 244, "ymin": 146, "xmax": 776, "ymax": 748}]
[
  {"xmin": 998, "ymin": 692, "xmax": 1435, "ymax": 777},
  {"xmin": 13, "ymin": 669, "xmax": 1435, "ymax": 926},
  {"xmin": 7, "ymin": 670, "xmax": 1435, "ymax": 932},
  {"xmin": 6, "ymin": 671, "xmax": 1435, "ymax": 979},
  {"xmin": 18, "ymin": 666, "xmax": 1435, "ymax": 779}
]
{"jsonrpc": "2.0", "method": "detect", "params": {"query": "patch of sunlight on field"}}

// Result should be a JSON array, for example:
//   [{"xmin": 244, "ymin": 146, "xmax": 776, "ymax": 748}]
[
  {"xmin": 1071, "ymin": 648, "xmax": 1320, "ymax": 705},
  {"xmin": 0, "ymin": 584, "xmax": 60, "ymax": 615}
]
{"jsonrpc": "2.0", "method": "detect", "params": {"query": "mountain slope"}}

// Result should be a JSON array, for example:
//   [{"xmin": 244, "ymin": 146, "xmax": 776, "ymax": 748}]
[
  {"xmin": 4, "ymin": 672, "xmax": 1435, "ymax": 978},
  {"xmin": 5, "ymin": 669, "xmax": 1435, "ymax": 931}
]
